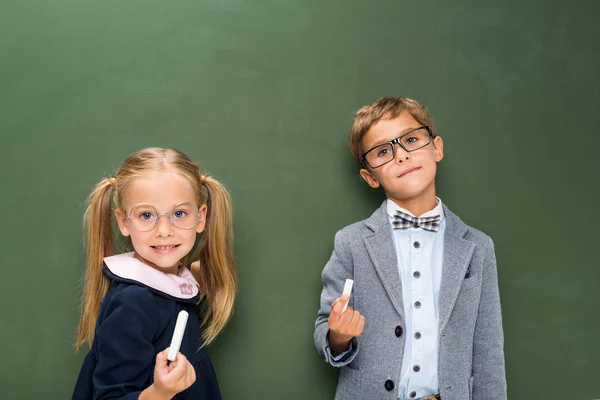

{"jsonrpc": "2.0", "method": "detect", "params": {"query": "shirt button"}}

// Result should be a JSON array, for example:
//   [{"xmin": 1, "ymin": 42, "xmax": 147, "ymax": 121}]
[
  {"xmin": 414, "ymin": 332, "xmax": 422, "ymax": 339},
  {"xmin": 413, "ymin": 241, "xmax": 420, "ymax": 248},
  {"xmin": 413, "ymin": 271, "xmax": 421, "ymax": 278},
  {"xmin": 395, "ymin": 325, "xmax": 403, "ymax": 337},
  {"xmin": 413, "ymin": 365, "xmax": 421, "ymax": 372},
  {"xmin": 414, "ymin": 301, "xmax": 422, "ymax": 309},
  {"xmin": 409, "ymin": 391, "xmax": 417, "ymax": 398},
  {"xmin": 384, "ymin": 379, "xmax": 395, "ymax": 391}
]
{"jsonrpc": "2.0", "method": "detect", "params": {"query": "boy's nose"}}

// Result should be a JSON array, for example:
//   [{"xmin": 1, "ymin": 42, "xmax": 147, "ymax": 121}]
[{"xmin": 394, "ymin": 145, "xmax": 411, "ymax": 163}]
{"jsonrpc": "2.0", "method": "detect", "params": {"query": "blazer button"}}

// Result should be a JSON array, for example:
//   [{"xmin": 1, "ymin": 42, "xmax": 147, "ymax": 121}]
[
  {"xmin": 395, "ymin": 325, "xmax": 403, "ymax": 337},
  {"xmin": 384, "ymin": 379, "xmax": 395, "ymax": 391}
]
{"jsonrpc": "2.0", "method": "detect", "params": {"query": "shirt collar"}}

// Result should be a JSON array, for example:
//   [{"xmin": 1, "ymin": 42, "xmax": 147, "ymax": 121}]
[
  {"xmin": 103, "ymin": 252, "xmax": 200, "ymax": 300},
  {"xmin": 386, "ymin": 197, "xmax": 445, "ymax": 221}
]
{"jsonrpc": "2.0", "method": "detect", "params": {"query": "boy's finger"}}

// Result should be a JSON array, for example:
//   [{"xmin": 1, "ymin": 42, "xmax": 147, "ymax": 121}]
[
  {"xmin": 357, "ymin": 315, "xmax": 365, "ymax": 333},
  {"xmin": 331, "ymin": 295, "xmax": 349, "ymax": 317}
]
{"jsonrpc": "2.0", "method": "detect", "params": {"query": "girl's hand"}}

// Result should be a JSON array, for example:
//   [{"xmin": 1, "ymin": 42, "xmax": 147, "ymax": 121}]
[{"xmin": 152, "ymin": 348, "xmax": 196, "ymax": 398}]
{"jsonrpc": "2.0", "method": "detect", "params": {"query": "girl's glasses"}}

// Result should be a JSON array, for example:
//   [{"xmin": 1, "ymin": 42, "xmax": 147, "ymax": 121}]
[{"xmin": 126, "ymin": 202, "xmax": 200, "ymax": 232}]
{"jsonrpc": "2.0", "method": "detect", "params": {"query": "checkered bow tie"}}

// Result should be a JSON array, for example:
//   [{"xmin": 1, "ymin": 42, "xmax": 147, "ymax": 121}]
[{"xmin": 392, "ymin": 210, "xmax": 441, "ymax": 232}]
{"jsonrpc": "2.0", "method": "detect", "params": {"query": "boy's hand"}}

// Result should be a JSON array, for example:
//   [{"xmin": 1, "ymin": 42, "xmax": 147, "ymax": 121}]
[
  {"xmin": 152, "ymin": 348, "xmax": 196, "ymax": 398},
  {"xmin": 327, "ymin": 294, "xmax": 365, "ymax": 356}
]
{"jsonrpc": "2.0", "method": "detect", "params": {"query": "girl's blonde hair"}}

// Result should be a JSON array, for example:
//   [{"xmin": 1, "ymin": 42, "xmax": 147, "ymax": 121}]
[{"xmin": 75, "ymin": 147, "xmax": 236, "ymax": 349}]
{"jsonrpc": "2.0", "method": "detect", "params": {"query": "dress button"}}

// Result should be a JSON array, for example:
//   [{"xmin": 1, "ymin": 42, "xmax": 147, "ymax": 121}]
[
  {"xmin": 395, "ymin": 325, "xmax": 403, "ymax": 337},
  {"xmin": 384, "ymin": 379, "xmax": 395, "ymax": 391},
  {"xmin": 413, "ymin": 241, "xmax": 420, "ymax": 248},
  {"xmin": 413, "ymin": 271, "xmax": 421, "ymax": 278},
  {"xmin": 414, "ymin": 332, "xmax": 422, "ymax": 339},
  {"xmin": 413, "ymin": 365, "xmax": 420, "ymax": 372},
  {"xmin": 409, "ymin": 391, "xmax": 417, "ymax": 398},
  {"xmin": 414, "ymin": 301, "xmax": 422, "ymax": 309}
]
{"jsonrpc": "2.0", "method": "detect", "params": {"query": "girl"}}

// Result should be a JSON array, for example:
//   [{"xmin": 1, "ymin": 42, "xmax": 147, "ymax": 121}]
[{"xmin": 73, "ymin": 147, "xmax": 236, "ymax": 400}]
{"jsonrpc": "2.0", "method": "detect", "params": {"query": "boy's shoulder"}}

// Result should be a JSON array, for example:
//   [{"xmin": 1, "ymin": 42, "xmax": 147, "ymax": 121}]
[
  {"xmin": 334, "ymin": 201, "xmax": 387, "ymax": 239},
  {"xmin": 444, "ymin": 204, "xmax": 494, "ymax": 248}
]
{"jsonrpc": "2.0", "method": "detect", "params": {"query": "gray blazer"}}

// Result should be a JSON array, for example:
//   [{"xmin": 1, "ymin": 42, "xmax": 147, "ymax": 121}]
[{"xmin": 314, "ymin": 202, "xmax": 507, "ymax": 400}]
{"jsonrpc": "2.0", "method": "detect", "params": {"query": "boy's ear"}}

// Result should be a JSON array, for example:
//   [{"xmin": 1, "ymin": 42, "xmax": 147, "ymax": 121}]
[
  {"xmin": 433, "ymin": 136, "xmax": 444, "ymax": 162},
  {"xmin": 359, "ymin": 168, "xmax": 380, "ymax": 189},
  {"xmin": 195, "ymin": 204, "xmax": 208, "ymax": 234},
  {"xmin": 115, "ymin": 208, "xmax": 131, "ymax": 237}
]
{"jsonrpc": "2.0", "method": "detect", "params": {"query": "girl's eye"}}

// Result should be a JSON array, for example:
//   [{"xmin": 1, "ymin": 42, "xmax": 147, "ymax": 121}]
[
  {"xmin": 140, "ymin": 212, "xmax": 153, "ymax": 220},
  {"xmin": 173, "ymin": 210, "xmax": 187, "ymax": 219},
  {"xmin": 404, "ymin": 136, "xmax": 418, "ymax": 144}
]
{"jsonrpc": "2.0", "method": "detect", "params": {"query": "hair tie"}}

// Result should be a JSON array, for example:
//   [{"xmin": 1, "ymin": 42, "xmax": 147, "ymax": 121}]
[{"xmin": 108, "ymin": 177, "xmax": 117, "ymax": 186}]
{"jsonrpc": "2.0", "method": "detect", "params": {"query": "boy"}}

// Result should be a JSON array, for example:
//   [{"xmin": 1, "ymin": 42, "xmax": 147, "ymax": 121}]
[{"xmin": 314, "ymin": 97, "xmax": 506, "ymax": 400}]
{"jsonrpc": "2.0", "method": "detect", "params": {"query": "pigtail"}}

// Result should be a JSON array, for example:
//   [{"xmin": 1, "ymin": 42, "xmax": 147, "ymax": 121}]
[
  {"xmin": 75, "ymin": 177, "xmax": 115, "ymax": 349},
  {"xmin": 191, "ymin": 174, "xmax": 236, "ymax": 346}
]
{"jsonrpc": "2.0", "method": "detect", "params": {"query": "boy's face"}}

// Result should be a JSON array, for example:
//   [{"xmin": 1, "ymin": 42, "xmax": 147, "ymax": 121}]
[{"xmin": 359, "ymin": 111, "xmax": 444, "ymax": 207}]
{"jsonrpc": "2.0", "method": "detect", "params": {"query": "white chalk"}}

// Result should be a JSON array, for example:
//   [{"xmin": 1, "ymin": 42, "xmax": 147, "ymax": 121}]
[
  {"xmin": 341, "ymin": 279, "xmax": 353, "ymax": 313},
  {"xmin": 167, "ymin": 310, "xmax": 189, "ymax": 362}
]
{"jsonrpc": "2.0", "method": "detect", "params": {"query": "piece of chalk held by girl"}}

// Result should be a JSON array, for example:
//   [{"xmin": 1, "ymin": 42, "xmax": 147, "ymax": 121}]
[
  {"xmin": 168, "ymin": 311, "xmax": 189, "ymax": 362},
  {"xmin": 72, "ymin": 147, "xmax": 237, "ymax": 400}
]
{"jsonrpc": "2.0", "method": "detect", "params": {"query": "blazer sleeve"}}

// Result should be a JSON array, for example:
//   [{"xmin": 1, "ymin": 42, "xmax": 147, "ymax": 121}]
[
  {"xmin": 472, "ymin": 237, "xmax": 507, "ymax": 399},
  {"xmin": 93, "ymin": 286, "xmax": 159, "ymax": 400},
  {"xmin": 314, "ymin": 229, "xmax": 360, "ymax": 367}
]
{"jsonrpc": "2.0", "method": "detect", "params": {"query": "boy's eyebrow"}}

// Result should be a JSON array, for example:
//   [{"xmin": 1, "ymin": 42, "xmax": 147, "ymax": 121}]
[{"xmin": 368, "ymin": 126, "xmax": 421, "ymax": 148}]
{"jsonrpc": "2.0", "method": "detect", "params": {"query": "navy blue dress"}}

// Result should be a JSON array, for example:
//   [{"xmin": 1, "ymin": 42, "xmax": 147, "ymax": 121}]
[{"xmin": 73, "ymin": 268, "xmax": 222, "ymax": 400}]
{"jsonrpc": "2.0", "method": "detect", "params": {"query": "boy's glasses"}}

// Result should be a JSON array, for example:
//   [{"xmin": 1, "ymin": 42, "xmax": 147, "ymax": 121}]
[
  {"xmin": 126, "ymin": 202, "xmax": 200, "ymax": 232},
  {"xmin": 361, "ymin": 126, "xmax": 433, "ymax": 169}
]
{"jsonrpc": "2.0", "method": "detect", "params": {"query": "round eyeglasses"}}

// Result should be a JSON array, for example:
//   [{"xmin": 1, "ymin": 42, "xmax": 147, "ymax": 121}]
[
  {"xmin": 361, "ymin": 126, "xmax": 433, "ymax": 169},
  {"xmin": 126, "ymin": 202, "xmax": 201, "ymax": 232}
]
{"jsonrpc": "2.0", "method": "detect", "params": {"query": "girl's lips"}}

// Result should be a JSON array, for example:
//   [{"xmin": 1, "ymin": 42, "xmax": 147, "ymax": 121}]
[{"xmin": 151, "ymin": 244, "xmax": 180, "ymax": 254}]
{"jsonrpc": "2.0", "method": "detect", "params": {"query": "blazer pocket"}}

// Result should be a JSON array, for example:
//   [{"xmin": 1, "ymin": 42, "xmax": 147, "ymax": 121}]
[{"xmin": 461, "ymin": 273, "xmax": 479, "ymax": 292}]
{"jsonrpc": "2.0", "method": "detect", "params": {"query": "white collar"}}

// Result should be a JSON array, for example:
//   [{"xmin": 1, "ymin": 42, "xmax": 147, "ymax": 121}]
[
  {"xmin": 386, "ymin": 196, "xmax": 445, "ymax": 220},
  {"xmin": 104, "ymin": 252, "xmax": 199, "ymax": 299}
]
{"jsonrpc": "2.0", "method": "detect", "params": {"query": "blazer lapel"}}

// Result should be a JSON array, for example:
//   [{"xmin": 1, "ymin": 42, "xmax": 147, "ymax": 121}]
[
  {"xmin": 439, "ymin": 205, "xmax": 475, "ymax": 333},
  {"xmin": 363, "ymin": 202, "xmax": 405, "ymax": 322}
]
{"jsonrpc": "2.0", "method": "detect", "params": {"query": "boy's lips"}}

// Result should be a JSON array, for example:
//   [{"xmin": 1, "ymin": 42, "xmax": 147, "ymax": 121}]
[{"xmin": 398, "ymin": 166, "xmax": 420, "ymax": 178}]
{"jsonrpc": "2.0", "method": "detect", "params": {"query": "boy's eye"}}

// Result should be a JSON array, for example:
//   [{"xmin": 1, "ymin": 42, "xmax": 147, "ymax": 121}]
[
  {"xmin": 404, "ymin": 136, "xmax": 418, "ymax": 144},
  {"xmin": 377, "ymin": 148, "xmax": 390, "ymax": 157}
]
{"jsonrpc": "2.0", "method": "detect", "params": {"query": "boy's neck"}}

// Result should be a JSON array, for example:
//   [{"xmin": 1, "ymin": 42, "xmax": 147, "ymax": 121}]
[{"xmin": 388, "ymin": 195, "xmax": 438, "ymax": 217}]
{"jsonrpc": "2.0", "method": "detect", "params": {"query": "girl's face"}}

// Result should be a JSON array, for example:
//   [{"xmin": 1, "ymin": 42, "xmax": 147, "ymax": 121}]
[{"xmin": 115, "ymin": 170, "xmax": 207, "ymax": 274}]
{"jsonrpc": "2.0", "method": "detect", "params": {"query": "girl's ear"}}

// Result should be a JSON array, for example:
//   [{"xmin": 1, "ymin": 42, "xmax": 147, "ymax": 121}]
[
  {"xmin": 195, "ymin": 204, "xmax": 208, "ymax": 233},
  {"xmin": 115, "ymin": 208, "xmax": 130, "ymax": 237}
]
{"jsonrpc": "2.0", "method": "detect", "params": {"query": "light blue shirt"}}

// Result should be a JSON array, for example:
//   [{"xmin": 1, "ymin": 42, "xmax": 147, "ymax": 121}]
[{"xmin": 387, "ymin": 198, "xmax": 446, "ymax": 400}]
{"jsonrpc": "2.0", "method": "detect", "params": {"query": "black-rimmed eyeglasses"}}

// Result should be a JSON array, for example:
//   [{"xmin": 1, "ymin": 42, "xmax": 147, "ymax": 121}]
[{"xmin": 361, "ymin": 126, "xmax": 433, "ymax": 169}]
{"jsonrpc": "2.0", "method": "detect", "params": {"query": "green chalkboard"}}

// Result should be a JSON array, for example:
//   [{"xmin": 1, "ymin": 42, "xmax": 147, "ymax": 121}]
[{"xmin": 0, "ymin": 0, "xmax": 599, "ymax": 399}]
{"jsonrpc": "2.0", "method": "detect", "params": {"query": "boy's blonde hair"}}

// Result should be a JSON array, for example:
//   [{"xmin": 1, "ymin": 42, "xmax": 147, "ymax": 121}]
[
  {"xmin": 349, "ymin": 97, "xmax": 436, "ymax": 164},
  {"xmin": 75, "ymin": 147, "xmax": 236, "ymax": 349}
]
